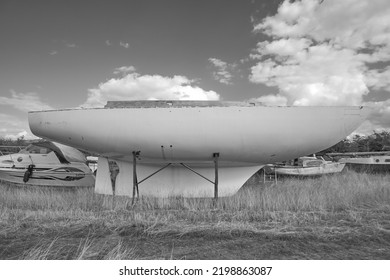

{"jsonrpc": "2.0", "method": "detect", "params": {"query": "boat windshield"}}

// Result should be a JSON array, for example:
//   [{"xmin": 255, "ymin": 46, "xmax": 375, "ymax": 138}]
[
  {"xmin": 18, "ymin": 142, "xmax": 86, "ymax": 164},
  {"xmin": 299, "ymin": 157, "xmax": 323, "ymax": 167},
  {"xmin": 21, "ymin": 144, "xmax": 52, "ymax": 154}
]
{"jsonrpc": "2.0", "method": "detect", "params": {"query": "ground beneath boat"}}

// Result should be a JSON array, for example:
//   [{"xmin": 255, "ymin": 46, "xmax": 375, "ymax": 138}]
[
  {"xmin": 1, "ymin": 209, "xmax": 389, "ymax": 260},
  {"xmin": 1, "ymin": 171, "xmax": 390, "ymax": 260}
]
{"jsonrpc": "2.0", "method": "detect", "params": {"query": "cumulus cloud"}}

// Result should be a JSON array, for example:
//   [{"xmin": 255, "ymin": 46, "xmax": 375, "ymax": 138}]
[
  {"xmin": 254, "ymin": 0, "xmax": 390, "ymax": 53},
  {"xmin": 5, "ymin": 130, "xmax": 30, "ymax": 140},
  {"xmin": 81, "ymin": 70, "xmax": 220, "ymax": 108},
  {"xmin": 250, "ymin": 0, "xmax": 390, "ymax": 131},
  {"xmin": 0, "ymin": 90, "xmax": 54, "ymax": 112},
  {"xmin": 365, "ymin": 66, "xmax": 390, "ymax": 92},
  {"xmin": 360, "ymin": 100, "xmax": 390, "ymax": 132},
  {"xmin": 113, "ymin": 66, "xmax": 136, "ymax": 76},
  {"xmin": 250, "ymin": 44, "xmax": 369, "ymax": 106},
  {"xmin": 0, "ymin": 91, "xmax": 52, "ymax": 139},
  {"xmin": 208, "ymin": 58, "xmax": 236, "ymax": 85},
  {"xmin": 0, "ymin": 113, "xmax": 35, "ymax": 140}
]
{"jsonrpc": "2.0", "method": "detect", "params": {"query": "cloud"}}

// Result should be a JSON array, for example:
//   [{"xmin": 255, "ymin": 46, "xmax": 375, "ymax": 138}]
[
  {"xmin": 60, "ymin": 40, "xmax": 77, "ymax": 48},
  {"xmin": 356, "ymin": 100, "xmax": 390, "ymax": 134},
  {"xmin": 249, "ymin": 0, "xmax": 390, "ymax": 133},
  {"xmin": 5, "ymin": 130, "xmax": 29, "ymax": 140},
  {"xmin": 250, "ymin": 44, "xmax": 369, "ymax": 106},
  {"xmin": 365, "ymin": 66, "xmax": 390, "ymax": 92},
  {"xmin": 0, "ymin": 113, "xmax": 35, "ymax": 140},
  {"xmin": 250, "ymin": 0, "xmax": 390, "ymax": 108},
  {"xmin": 105, "ymin": 40, "xmax": 130, "ymax": 49},
  {"xmin": 251, "ymin": 94, "xmax": 288, "ymax": 106},
  {"xmin": 119, "ymin": 41, "xmax": 130, "ymax": 49},
  {"xmin": 254, "ymin": 0, "xmax": 390, "ymax": 53},
  {"xmin": 0, "ymin": 91, "xmax": 52, "ymax": 139},
  {"xmin": 0, "ymin": 90, "xmax": 54, "ymax": 112},
  {"xmin": 49, "ymin": 50, "xmax": 58, "ymax": 55},
  {"xmin": 113, "ymin": 66, "xmax": 136, "ymax": 76},
  {"xmin": 81, "ymin": 71, "xmax": 220, "ymax": 108},
  {"xmin": 208, "ymin": 58, "xmax": 236, "ymax": 85}
]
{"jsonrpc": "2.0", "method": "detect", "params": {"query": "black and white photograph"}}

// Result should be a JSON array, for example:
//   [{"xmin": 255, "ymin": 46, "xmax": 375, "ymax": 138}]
[{"xmin": 0, "ymin": 0, "xmax": 389, "ymax": 278}]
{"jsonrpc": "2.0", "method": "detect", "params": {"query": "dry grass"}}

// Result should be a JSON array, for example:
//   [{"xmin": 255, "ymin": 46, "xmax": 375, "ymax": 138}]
[{"xmin": 0, "ymin": 170, "xmax": 389, "ymax": 259}]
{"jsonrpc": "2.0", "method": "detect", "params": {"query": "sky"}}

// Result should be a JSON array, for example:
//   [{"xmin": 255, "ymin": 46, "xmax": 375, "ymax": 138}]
[{"xmin": 1, "ymin": 0, "xmax": 389, "ymax": 139}]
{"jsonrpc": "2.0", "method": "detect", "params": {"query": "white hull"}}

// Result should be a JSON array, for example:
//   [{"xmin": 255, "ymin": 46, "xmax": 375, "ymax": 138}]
[
  {"xmin": 271, "ymin": 162, "xmax": 345, "ymax": 176},
  {"xmin": 28, "ymin": 101, "xmax": 369, "ymax": 197},
  {"xmin": 0, "ymin": 164, "xmax": 95, "ymax": 187},
  {"xmin": 340, "ymin": 156, "xmax": 390, "ymax": 173}
]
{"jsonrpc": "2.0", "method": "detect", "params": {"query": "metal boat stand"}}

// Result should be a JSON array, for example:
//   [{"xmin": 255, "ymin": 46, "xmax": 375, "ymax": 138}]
[{"xmin": 131, "ymin": 151, "xmax": 220, "ymax": 205}]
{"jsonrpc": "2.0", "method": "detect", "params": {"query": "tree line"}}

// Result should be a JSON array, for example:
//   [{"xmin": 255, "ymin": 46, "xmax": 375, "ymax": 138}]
[
  {"xmin": 0, "ymin": 136, "xmax": 35, "ymax": 154},
  {"xmin": 320, "ymin": 131, "xmax": 390, "ymax": 154},
  {"xmin": 0, "ymin": 135, "xmax": 28, "ymax": 146}
]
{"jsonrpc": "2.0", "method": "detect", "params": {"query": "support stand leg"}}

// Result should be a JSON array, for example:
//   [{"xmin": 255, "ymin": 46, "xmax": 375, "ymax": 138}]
[
  {"xmin": 112, "ymin": 193, "xmax": 116, "ymax": 210},
  {"xmin": 213, "ymin": 153, "xmax": 219, "ymax": 206},
  {"xmin": 108, "ymin": 160, "xmax": 119, "ymax": 210},
  {"xmin": 132, "ymin": 151, "xmax": 140, "ymax": 205},
  {"xmin": 129, "ymin": 151, "xmax": 219, "ymax": 206}
]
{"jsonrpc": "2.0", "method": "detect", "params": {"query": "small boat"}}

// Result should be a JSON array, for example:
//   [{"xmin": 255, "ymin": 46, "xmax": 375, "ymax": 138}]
[
  {"xmin": 265, "ymin": 156, "xmax": 346, "ymax": 177},
  {"xmin": 339, "ymin": 154, "xmax": 390, "ymax": 173},
  {"xmin": 0, "ymin": 141, "xmax": 95, "ymax": 187}
]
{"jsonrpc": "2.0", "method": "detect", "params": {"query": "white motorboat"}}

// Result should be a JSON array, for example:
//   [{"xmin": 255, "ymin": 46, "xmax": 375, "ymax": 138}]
[{"xmin": 0, "ymin": 141, "xmax": 95, "ymax": 187}]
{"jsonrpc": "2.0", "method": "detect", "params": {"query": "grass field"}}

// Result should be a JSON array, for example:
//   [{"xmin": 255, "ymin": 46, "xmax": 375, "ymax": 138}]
[{"xmin": 0, "ymin": 169, "xmax": 389, "ymax": 259}]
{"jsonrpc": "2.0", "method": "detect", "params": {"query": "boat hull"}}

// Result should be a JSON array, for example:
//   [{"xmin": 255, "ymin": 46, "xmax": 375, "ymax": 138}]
[
  {"xmin": 29, "ymin": 105, "xmax": 368, "ymax": 164},
  {"xmin": 0, "ymin": 165, "xmax": 95, "ymax": 187},
  {"xmin": 341, "ymin": 156, "xmax": 390, "ymax": 173},
  {"xmin": 269, "ymin": 162, "xmax": 346, "ymax": 177},
  {"xmin": 28, "ymin": 103, "xmax": 369, "ymax": 197}
]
